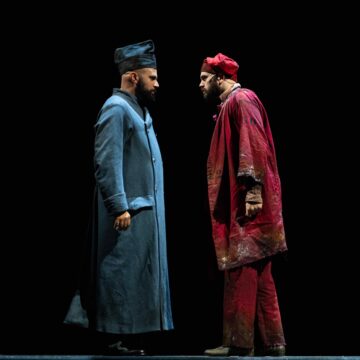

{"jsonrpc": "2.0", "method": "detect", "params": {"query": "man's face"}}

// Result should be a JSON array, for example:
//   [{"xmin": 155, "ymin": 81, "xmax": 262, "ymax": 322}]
[
  {"xmin": 135, "ymin": 68, "xmax": 159, "ymax": 105},
  {"xmin": 199, "ymin": 71, "xmax": 221, "ymax": 104}
]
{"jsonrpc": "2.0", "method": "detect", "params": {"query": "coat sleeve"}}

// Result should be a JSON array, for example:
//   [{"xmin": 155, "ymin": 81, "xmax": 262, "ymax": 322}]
[
  {"xmin": 233, "ymin": 95, "xmax": 270, "ymax": 186},
  {"xmin": 94, "ymin": 104, "xmax": 130, "ymax": 216}
]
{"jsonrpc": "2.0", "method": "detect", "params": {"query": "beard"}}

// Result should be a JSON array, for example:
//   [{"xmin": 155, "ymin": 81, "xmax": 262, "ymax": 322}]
[
  {"xmin": 135, "ymin": 78, "xmax": 156, "ymax": 107},
  {"xmin": 202, "ymin": 77, "xmax": 221, "ymax": 105}
]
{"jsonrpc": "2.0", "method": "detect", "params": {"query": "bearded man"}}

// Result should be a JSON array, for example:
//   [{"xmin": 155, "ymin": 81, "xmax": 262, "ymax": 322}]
[
  {"xmin": 64, "ymin": 40, "xmax": 173, "ymax": 355},
  {"xmin": 200, "ymin": 53, "xmax": 287, "ymax": 357}
]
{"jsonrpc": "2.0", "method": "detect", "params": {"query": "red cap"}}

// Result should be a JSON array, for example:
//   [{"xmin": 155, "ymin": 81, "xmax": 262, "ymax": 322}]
[{"xmin": 201, "ymin": 53, "xmax": 239, "ymax": 81}]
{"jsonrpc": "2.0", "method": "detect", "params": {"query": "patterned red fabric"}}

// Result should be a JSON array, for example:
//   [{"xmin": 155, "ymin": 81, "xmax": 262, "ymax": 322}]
[{"xmin": 207, "ymin": 87, "xmax": 287, "ymax": 270}]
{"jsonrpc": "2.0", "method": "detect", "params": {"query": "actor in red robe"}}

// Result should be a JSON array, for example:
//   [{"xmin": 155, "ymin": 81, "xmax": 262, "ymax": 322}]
[{"xmin": 200, "ymin": 53, "xmax": 287, "ymax": 356}]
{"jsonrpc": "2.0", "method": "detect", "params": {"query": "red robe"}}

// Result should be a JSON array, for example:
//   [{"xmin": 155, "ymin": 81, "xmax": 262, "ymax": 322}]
[{"xmin": 207, "ymin": 87, "xmax": 287, "ymax": 270}]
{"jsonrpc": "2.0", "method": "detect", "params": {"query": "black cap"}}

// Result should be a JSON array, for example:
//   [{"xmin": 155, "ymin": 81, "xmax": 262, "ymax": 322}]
[{"xmin": 114, "ymin": 39, "xmax": 157, "ymax": 75}]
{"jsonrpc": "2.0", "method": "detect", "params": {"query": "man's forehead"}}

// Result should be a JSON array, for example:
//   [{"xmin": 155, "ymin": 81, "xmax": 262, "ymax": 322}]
[
  {"xmin": 135, "ymin": 67, "xmax": 158, "ymax": 75},
  {"xmin": 200, "ymin": 71, "xmax": 214, "ymax": 79}
]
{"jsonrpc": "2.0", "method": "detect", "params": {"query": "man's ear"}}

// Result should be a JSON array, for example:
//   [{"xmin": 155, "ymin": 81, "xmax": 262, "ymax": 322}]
[
  {"xmin": 217, "ymin": 74, "xmax": 224, "ymax": 84},
  {"xmin": 130, "ymin": 71, "xmax": 139, "ymax": 83}
]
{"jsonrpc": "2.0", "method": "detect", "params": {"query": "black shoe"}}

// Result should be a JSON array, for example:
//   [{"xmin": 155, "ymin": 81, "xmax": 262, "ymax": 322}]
[
  {"xmin": 261, "ymin": 344, "xmax": 285, "ymax": 356},
  {"xmin": 107, "ymin": 340, "xmax": 145, "ymax": 356}
]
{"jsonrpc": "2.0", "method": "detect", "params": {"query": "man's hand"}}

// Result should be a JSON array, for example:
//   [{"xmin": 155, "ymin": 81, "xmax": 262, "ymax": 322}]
[
  {"xmin": 114, "ymin": 211, "xmax": 131, "ymax": 230},
  {"xmin": 245, "ymin": 184, "xmax": 263, "ymax": 217},
  {"xmin": 245, "ymin": 202, "xmax": 263, "ymax": 217}
]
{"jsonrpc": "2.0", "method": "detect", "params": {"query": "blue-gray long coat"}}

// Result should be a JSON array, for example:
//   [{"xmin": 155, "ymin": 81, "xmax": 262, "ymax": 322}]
[{"xmin": 64, "ymin": 89, "xmax": 173, "ymax": 334}]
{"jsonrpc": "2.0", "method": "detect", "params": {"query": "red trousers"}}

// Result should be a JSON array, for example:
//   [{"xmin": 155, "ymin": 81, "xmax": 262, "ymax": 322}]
[{"xmin": 223, "ymin": 259, "xmax": 285, "ymax": 349}]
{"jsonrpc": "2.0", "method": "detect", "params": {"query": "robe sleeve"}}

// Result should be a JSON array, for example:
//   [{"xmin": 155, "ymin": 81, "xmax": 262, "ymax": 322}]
[
  {"xmin": 234, "ymin": 96, "xmax": 269, "ymax": 186},
  {"xmin": 94, "ymin": 104, "xmax": 131, "ymax": 216}
]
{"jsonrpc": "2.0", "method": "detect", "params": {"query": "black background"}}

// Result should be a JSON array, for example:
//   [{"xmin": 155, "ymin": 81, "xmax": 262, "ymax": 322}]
[{"xmin": 1, "ymin": 5, "xmax": 357, "ymax": 356}]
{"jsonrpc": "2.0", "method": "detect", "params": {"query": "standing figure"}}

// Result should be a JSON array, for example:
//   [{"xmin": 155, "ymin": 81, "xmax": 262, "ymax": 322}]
[
  {"xmin": 64, "ymin": 39, "xmax": 173, "ymax": 355},
  {"xmin": 199, "ymin": 52, "xmax": 287, "ymax": 357}
]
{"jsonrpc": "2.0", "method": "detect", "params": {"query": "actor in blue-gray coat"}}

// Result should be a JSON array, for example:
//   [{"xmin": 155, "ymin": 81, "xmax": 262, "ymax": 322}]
[{"xmin": 64, "ymin": 40, "xmax": 173, "ymax": 355}]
